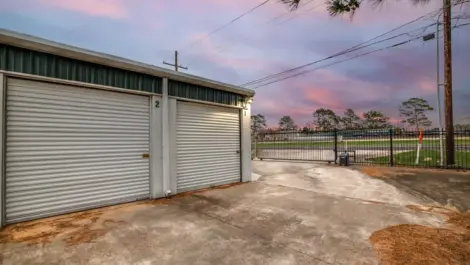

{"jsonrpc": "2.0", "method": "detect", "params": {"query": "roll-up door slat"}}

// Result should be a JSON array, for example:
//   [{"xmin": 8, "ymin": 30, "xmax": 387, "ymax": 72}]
[
  {"xmin": 176, "ymin": 102, "xmax": 240, "ymax": 192},
  {"xmin": 5, "ymin": 78, "xmax": 151, "ymax": 224}
]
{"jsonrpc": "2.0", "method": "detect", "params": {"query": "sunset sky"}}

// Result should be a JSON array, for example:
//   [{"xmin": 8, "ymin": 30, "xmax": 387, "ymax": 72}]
[{"xmin": 1, "ymin": 0, "xmax": 469, "ymax": 128}]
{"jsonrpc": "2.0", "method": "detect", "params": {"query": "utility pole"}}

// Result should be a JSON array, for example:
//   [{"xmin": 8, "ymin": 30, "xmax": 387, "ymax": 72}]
[
  {"xmin": 436, "ymin": 19, "xmax": 444, "ymax": 167},
  {"xmin": 443, "ymin": 0, "xmax": 454, "ymax": 166},
  {"xmin": 163, "ymin": 51, "xmax": 188, "ymax": 72}
]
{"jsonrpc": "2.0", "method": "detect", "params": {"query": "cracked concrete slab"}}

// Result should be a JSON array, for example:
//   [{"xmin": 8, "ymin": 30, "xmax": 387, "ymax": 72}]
[{"xmin": 0, "ymin": 161, "xmax": 449, "ymax": 265}]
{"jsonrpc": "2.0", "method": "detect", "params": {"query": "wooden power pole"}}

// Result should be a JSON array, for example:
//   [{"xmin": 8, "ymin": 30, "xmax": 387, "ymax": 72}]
[
  {"xmin": 163, "ymin": 51, "xmax": 188, "ymax": 72},
  {"xmin": 443, "ymin": 0, "xmax": 454, "ymax": 166}
]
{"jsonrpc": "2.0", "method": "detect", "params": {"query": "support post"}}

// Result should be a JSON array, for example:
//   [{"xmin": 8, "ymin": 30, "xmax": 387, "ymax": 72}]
[
  {"xmin": 162, "ymin": 51, "xmax": 188, "ymax": 72},
  {"xmin": 389, "ymin": 129, "xmax": 394, "ymax": 167},
  {"xmin": 254, "ymin": 137, "xmax": 257, "ymax": 160},
  {"xmin": 0, "ymin": 73, "xmax": 4, "ymax": 227},
  {"xmin": 241, "ymin": 105, "xmax": 252, "ymax": 182},
  {"xmin": 443, "ymin": 0, "xmax": 454, "ymax": 166},
  {"xmin": 161, "ymin": 78, "xmax": 171, "ymax": 196},
  {"xmin": 149, "ymin": 95, "xmax": 163, "ymax": 198},
  {"xmin": 174, "ymin": 50, "xmax": 178, "ymax": 72},
  {"xmin": 334, "ymin": 129, "xmax": 338, "ymax": 164},
  {"xmin": 436, "ymin": 19, "xmax": 444, "ymax": 167}
]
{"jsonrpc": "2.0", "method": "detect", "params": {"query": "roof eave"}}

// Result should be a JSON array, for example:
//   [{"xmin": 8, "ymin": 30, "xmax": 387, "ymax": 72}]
[{"xmin": 0, "ymin": 29, "xmax": 255, "ymax": 97}]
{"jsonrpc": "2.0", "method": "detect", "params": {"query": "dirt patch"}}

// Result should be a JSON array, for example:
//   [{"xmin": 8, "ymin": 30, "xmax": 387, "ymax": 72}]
[
  {"xmin": 359, "ymin": 166, "xmax": 402, "ymax": 178},
  {"xmin": 0, "ymin": 202, "xmax": 152, "ymax": 246},
  {"xmin": 406, "ymin": 204, "xmax": 459, "ymax": 217},
  {"xmin": 359, "ymin": 165, "xmax": 470, "ymax": 179},
  {"xmin": 370, "ymin": 207, "xmax": 470, "ymax": 265},
  {"xmin": 170, "ymin": 182, "xmax": 247, "ymax": 199},
  {"xmin": 0, "ymin": 184, "xmax": 245, "ymax": 247},
  {"xmin": 448, "ymin": 212, "xmax": 470, "ymax": 232},
  {"xmin": 370, "ymin": 224, "xmax": 470, "ymax": 265}
]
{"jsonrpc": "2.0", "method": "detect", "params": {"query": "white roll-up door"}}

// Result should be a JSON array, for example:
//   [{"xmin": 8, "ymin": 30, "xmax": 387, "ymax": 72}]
[
  {"xmin": 5, "ymin": 78, "xmax": 151, "ymax": 224},
  {"xmin": 176, "ymin": 101, "xmax": 241, "ymax": 192}
]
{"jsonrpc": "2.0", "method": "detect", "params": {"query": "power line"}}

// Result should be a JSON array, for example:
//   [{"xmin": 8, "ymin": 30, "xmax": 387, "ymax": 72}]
[
  {"xmin": 453, "ymin": 1, "xmax": 466, "ymax": 27},
  {"xmin": 242, "ymin": 22, "xmax": 438, "ymax": 87},
  {"xmin": 251, "ymin": 39, "xmax": 421, "ymax": 89},
  {"xmin": 250, "ymin": 22, "xmax": 470, "ymax": 89},
  {"xmin": 180, "ymin": 0, "xmax": 271, "ymax": 51},
  {"xmin": 277, "ymin": 2, "xmax": 323, "ymax": 25},
  {"xmin": 241, "ymin": 1, "xmax": 469, "ymax": 87},
  {"xmin": 252, "ymin": 21, "xmax": 470, "ymax": 89},
  {"xmin": 241, "ymin": 14, "xmax": 440, "ymax": 87},
  {"xmin": 268, "ymin": 0, "xmax": 317, "ymax": 23},
  {"xmin": 215, "ymin": 0, "xmax": 318, "ymax": 53}
]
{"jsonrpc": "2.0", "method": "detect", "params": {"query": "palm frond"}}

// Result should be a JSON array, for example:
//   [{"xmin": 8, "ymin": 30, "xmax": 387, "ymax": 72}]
[
  {"xmin": 326, "ymin": 0, "xmax": 348, "ymax": 16},
  {"xmin": 368, "ymin": 0, "xmax": 386, "ymax": 8},
  {"xmin": 410, "ymin": 0, "xmax": 431, "ymax": 6},
  {"xmin": 326, "ymin": 0, "xmax": 361, "ymax": 17},
  {"xmin": 279, "ymin": 0, "xmax": 302, "ymax": 11}
]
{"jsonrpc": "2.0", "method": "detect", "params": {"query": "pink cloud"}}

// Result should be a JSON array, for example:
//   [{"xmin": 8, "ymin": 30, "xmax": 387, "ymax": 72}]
[
  {"xmin": 38, "ymin": 0, "xmax": 128, "ymax": 19},
  {"xmin": 418, "ymin": 79, "xmax": 436, "ymax": 93},
  {"xmin": 202, "ymin": 0, "xmax": 286, "ymax": 12},
  {"xmin": 253, "ymin": 68, "xmax": 402, "ymax": 127},
  {"xmin": 254, "ymin": 96, "xmax": 314, "ymax": 127},
  {"xmin": 297, "ymin": 84, "xmax": 342, "ymax": 109},
  {"xmin": 188, "ymin": 33, "xmax": 268, "ymax": 70}
]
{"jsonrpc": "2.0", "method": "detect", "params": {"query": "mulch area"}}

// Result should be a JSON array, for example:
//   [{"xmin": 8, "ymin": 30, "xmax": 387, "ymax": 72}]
[{"xmin": 369, "ymin": 206, "xmax": 470, "ymax": 265}]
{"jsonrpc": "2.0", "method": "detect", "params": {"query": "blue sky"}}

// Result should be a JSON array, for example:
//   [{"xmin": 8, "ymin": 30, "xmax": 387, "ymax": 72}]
[{"xmin": 1, "ymin": 0, "xmax": 469, "ymax": 127}]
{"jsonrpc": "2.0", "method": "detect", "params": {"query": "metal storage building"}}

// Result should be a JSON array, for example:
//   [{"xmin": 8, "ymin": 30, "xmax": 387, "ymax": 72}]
[{"xmin": 0, "ymin": 29, "xmax": 255, "ymax": 226}]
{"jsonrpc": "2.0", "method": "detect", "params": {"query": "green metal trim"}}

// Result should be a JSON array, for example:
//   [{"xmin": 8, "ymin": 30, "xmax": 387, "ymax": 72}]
[
  {"xmin": 169, "ymin": 80, "xmax": 242, "ymax": 107},
  {"xmin": 0, "ymin": 44, "xmax": 162, "ymax": 93}
]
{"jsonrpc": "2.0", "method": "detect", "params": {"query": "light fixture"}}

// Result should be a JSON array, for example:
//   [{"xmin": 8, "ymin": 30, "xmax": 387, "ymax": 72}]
[{"xmin": 239, "ymin": 97, "xmax": 252, "ymax": 110}]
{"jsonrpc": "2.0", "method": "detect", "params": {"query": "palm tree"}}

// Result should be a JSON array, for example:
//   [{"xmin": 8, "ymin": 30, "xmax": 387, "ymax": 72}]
[
  {"xmin": 281, "ymin": 0, "xmax": 362, "ymax": 17},
  {"xmin": 280, "ymin": 0, "xmax": 465, "ymax": 17}
]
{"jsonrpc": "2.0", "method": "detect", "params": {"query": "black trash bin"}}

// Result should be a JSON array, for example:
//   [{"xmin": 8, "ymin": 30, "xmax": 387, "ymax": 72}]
[{"xmin": 339, "ymin": 152, "xmax": 349, "ymax": 166}]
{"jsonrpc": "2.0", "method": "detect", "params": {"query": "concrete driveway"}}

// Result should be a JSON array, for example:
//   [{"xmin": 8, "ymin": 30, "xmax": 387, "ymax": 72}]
[{"xmin": 0, "ymin": 161, "xmax": 454, "ymax": 265}]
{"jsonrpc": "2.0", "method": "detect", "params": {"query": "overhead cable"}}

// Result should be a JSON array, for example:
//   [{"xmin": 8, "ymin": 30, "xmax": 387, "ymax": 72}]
[
  {"xmin": 250, "ymin": 22, "xmax": 470, "ymax": 89},
  {"xmin": 181, "ymin": 0, "xmax": 271, "ymax": 51},
  {"xmin": 241, "ymin": 1, "xmax": 469, "ymax": 87}
]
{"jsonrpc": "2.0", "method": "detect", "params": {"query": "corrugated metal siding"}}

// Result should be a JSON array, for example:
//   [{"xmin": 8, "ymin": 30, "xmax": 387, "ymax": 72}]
[
  {"xmin": 169, "ymin": 80, "xmax": 242, "ymax": 106},
  {"xmin": 176, "ymin": 102, "xmax": 240, "ymax": 192},
  {"xmin": 0, "ymin": 44, "xmax": 162, "ymax": 93},
  {"xmin": 5, "ymin": 78, "xmax": 151, "ymax": 223}
]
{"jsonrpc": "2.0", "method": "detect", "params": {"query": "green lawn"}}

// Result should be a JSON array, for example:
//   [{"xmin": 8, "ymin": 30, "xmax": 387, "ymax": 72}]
[
  {"xmin": 256, "ymin": 139, "xmax": 470, "ymax": 148},
  {"xmin": 370, "ymin": 150, "xmax": 470, "ymax": 168}
]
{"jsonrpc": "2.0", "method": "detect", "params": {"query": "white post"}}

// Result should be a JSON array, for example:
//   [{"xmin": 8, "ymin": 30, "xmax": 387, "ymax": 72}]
[
  {"xmin": 149, "ymin": 95, "xmax": 163, "ymax": 198},
  {"xmin": 241, "ymin": 103, "xmax": 252, "ymax": 182},
  {"xmin": 415, "ymin": 143, "xmax": 422, "ymax": 165},
  {"xmin": 161, "ymin": 78, "xmax": 171, "ymax": 196}
]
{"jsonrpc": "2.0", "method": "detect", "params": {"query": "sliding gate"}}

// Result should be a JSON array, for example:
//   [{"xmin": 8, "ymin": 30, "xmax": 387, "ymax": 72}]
[{"xmin": 253, "ymin": 131, "xmax": 338, "ymax": 162}]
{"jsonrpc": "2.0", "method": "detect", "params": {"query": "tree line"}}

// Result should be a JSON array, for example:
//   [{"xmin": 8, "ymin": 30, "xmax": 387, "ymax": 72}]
[{"xmin": 251, "ymin": 97, "xmax": 441, "ymax": 134}]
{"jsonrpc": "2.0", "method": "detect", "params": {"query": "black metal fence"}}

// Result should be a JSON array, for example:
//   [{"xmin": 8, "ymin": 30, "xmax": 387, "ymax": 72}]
[{"xmin": 252, "ymin": 129, "xmax": 470, "ymax": 169}]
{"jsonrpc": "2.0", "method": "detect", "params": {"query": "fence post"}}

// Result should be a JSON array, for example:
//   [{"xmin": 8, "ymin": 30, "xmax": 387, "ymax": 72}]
[
  {"xmin": 254, "ymin": 136, "xmax": 257, "ymax": 159},
  {"xmin": 389, "ymin": 128, "xmax": 394, "ymax": 167},
  {"xmin": 334, "ymin": 129, "xmax": 338, "ymax": 164}
]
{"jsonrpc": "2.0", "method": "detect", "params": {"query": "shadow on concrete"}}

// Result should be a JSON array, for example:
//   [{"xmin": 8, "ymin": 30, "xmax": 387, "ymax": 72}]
[{"xmin": 358, "ymin": 167, "xmax": 470, "ymax": 212}]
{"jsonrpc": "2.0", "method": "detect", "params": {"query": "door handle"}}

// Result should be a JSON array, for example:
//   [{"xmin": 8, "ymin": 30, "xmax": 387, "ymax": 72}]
[{"xmin": 236, "ymin": 150, "xmax": 240, "ymax": 154}]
